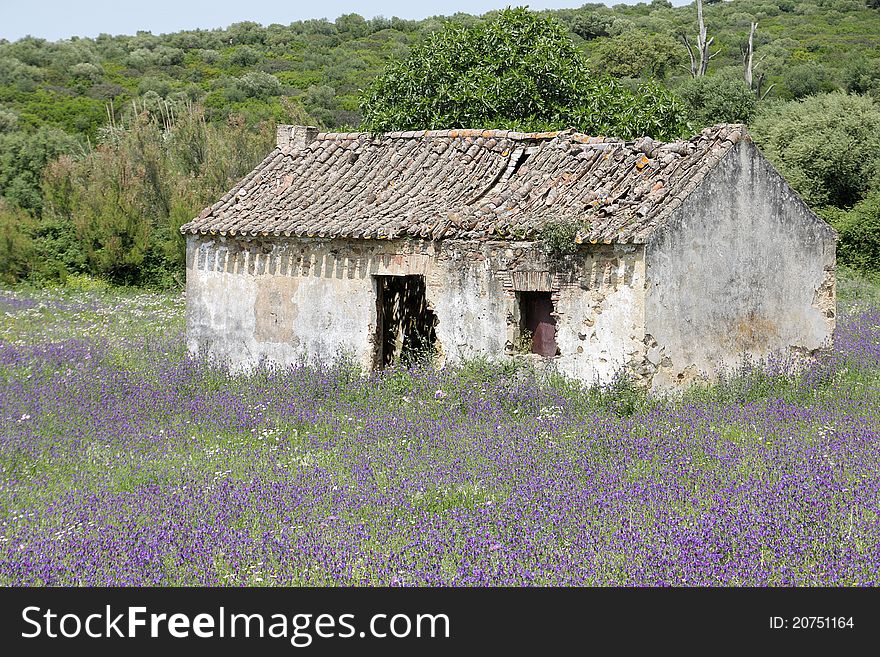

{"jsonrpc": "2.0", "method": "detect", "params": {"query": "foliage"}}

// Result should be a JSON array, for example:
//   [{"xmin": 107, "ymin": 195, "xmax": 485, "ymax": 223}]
[
  {"xmin": 360, "ymin": 8, "xmax": 690, "ymax": 140},
  {"xmin": 784, "ymin": 62, "xmax": 836, "ymax": 99},
  {"xmin": 513, "ymin": 328, "xmax": 534, "ymax": 355},
  {"xmin": 676, "ymin": 70, "xmax": 758, "ymax": 126},
  {"xmin": 823, "ymin": 191, "xmax": 880, "ymax": 273},
  {"xmin": 0, "ymin": 109, "xmax": 18, "ymax": 133},
  {"xmin": 843, "ymin": 56, "xmax": 880, "ymax": 95},
  {"xmin": 235, "ymin": 71, "xmax": 282, "ymax": 99},
  {"xmin": 539, "ymin": 219, "xmax": 582, "ymax": 258},
  {"xmin": 568, "ymin": 10, "xmax": 613, "ymax": 40},
  {"xmin": 589, "ymin": 29, "xmax": 683, "ymax": 79},
  {"xmin": 0, "ymin": 1, "xmax": 879, "ymax": 284},
  {"xmin": 0, "ymin": 105, "xmax": 274, "ymax": 286},
  {"xmin": 0, "ymin": 126, "xmax": 79, "ymax": 213},
  {"xmin": 0, "ymin": 199, "xmax": 37, "ymax": 284},
  {"xmin": 751, "ymin": 92, "xmax": 880, "ymax": 208}
]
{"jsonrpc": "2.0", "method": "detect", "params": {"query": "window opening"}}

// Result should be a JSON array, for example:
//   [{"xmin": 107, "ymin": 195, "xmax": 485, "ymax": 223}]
[{"xmin": 518, "ymin": 291, "xmax": 558, "ymax": 357}]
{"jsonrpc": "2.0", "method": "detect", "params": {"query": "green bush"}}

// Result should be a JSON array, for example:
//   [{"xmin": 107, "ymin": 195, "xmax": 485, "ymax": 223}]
[
  {"xmin": 823, "ymin": 192, "xmax": 880, "ymax": 272},
  {"xmin": 843, "ymin": 56, "xmax": 880, "ymax": 95},
  {"xmin": 677, "ymin": 71, "xmax": 758, "ymax": 127},
  {"xmin": 228, "ymin": 46, "xmax": 261, "ymax": 67},
  {"xmin": 589, "ymin": 29, "xmax": 683, "ymax": 79},
  {"xmin": 0, "ymin": 126, "xmax": 80, "ymax": 214},
  {"xmin": 539, "ymin": 219, "xmax": 582, "ymax": 258},
  {"xmin": 784, "ymin": 62, "xmax": 837, "ymax": 98},
  {"xmin": 236, "ymin": 71, "xmax": 282, "ymax": 99},
  {"xmin": 751, "ymin": 92, "xmax": 880, "ymax": 208},
  {"xmin": 0, "ymin": 199, "xmax": 37, "ymax": 284}
]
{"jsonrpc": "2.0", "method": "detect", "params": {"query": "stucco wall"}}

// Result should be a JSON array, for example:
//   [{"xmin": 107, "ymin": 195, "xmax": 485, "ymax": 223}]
[
  {"xmin": 644, "ymin": 140, "xmax": 836, "ymax": 390},
  {"xmin": 550, "ymin": 244, "xmax": 647, "ymax": 384},
  {"xmin": 185, "ymin": 235, "xmax": 646, "ymax": 384}
]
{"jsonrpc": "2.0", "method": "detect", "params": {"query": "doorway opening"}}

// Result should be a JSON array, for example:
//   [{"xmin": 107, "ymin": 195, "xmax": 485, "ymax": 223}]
[
  {"xmin": 518, "ymin": 291, "xmax": 559, "ymax": 357},
  {"xmin": 375, "ymin": 275, "xmax": 438, "ymax": 368}
]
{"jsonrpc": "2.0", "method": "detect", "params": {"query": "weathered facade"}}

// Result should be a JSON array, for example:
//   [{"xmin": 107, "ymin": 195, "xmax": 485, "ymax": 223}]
[{"xmin": 181, "ymin": 124, "xmax": 835, "ymax": 390}]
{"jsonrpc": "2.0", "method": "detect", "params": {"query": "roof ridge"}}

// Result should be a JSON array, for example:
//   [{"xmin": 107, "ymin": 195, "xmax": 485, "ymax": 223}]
[{"xmin": 309, "ymin": 123, "xmax": 749, "ymax": 147}]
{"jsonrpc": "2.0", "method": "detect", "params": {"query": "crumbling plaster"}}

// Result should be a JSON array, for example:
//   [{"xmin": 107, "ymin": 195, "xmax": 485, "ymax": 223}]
[
  {"xmin": 643, "ymin": 140, "xmax": 837, "ymax": 390},
  {"xmin": 185, "ymin": 235, "xmax": 646, "ymax": 384}
]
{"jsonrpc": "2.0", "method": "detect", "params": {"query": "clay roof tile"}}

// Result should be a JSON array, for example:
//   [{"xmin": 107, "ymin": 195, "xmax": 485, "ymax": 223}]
[{"xmin": 181, "ymin": 124, "xmax": 750, "ymax": 243}]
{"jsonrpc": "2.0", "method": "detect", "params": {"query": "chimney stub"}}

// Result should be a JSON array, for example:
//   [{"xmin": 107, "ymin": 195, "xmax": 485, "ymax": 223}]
[{"xmin": 277, "ymin": 125, "xmax": 318, "ymax": 149}]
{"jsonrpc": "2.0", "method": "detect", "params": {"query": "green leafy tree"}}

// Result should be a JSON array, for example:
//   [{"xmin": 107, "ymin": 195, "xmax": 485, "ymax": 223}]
[
  {"xmin": 236, "ymin": 71, "xmax": 282, "ymax": 99},
  {"xmin": 751, "ymin": 92, "xmax": 880, "ymax": 208},
  {"xmin": 589, "ymin": 29, "xmax": 683, "ymax": 79},
  {"xmin": 677, "ymin": 70, "xmax": 758, "ymax": 126},
  {"xmin": 0, "ymin": 109, "xmax": 18, "ymax": 133},
  {"xmin": 843, "ymin": 56, "xmax": 880, "ymax": 95},
  {"xmin": 36, "ymin": 105, "xmax": 274, "ymax": 286},
  {"xmin": 360, "ymin": 8, "xmax": 689, "ymax": 139},
  {"xmin": 568, "ymin": 12, "xmax": 613, "ymax": 40}
]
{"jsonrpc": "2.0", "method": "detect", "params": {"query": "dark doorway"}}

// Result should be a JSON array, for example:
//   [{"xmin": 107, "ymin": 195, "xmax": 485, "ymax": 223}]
[
  {"xmin": 375, "ymin": 275, "xmax": 438, "ymax": 368},
  {"xmin": 519, "ymin": 291, "xmax": 559, "ymax": 357}
]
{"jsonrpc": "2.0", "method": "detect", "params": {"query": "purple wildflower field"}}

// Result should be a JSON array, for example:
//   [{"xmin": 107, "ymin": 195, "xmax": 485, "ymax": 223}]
[{"xmin": 1, "ymin": 281, "xmax": 879, "ymax": 586}]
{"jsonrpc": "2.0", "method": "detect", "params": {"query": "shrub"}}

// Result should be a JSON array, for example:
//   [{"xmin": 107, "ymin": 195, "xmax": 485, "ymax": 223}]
[
  {"xmin": 677, "ymin": 71, "xmax": 758, "ymax": 127},
  {"xmin": 589, "ymin": 29, "xmax": 683, "ymax": 79},
  {"xmin": 0, "ymin": 199, "xmax": 37, "ymax": 283},
  {"xmin": 36, "ymin": 105, "xmax": 274, "ymax": 287},
  {"xmin": 784, "ymin": 62, "xmax": 837, "ymax": 99},
  {"xmin": 751, "ymin": 92, "xmax": 880, "ymax": 208},
  {"xmin": 236, "ymin": 72, "xmax": 282, "ymax": 99},
  {"xmin": 539, "ymin": 219, "xmax": 582, "ymax": 258},
  {"xmin": 824, "ymin": 192, "xmax": 880, "ymax": 273},
  {"xmin": 70, "ymin": 62, "xmax": 103, "ymax": 82},
  {"xmin": 0, "ymin": 109, "xmax": 18, "ymax": 134},
  {"xmin": 843, "ymin": 56, "xmax": 880, "ymax": 95},
  {"xmin": 228, "ymin": 46, "xmax": 261, "ymax": 67}
]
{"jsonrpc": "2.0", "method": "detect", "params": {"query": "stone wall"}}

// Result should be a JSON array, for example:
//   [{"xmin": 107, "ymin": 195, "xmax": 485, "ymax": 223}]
[
  {"xmin": 643, "ymin": 140, "xmax": 837, "ymax": 390},
  {"xmin": 185, "ymin": 234, "xmax": 646, "ymax": 384}
]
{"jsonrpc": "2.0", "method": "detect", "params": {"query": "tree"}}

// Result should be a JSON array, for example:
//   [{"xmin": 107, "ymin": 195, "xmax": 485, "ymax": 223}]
[
  {"xmin": 785, "ymin": 62, "xmax": 836, "ymax": 99},
  {"xmin": 590, "ymin": 30, "xmax": 683, "ymax": 79},
  {"xmin": 37, "ymin": 104, "xmax": 274, "ymax": 286},
  {"xmin": 751, "ymin": 92, "xmax": 880, "ymax": 209},
  {"xmin": 843, "ymin": 56, "xmax": 880, "ymax": 95},
  {"xmin": 677, "ymin": 71, "xmax": 757, "ymax": 126},
  {"xmin": 682, "ymin": 0, "xmax": 720, "ymax": 77},
  {"xmin": 360, "ymin": 8, "xmax": 689, "ymax": 140},
  {"xmin": 0, "ymin": 198, "xmax": 38, "ymax": 283},
  {"xmin": 569, "ymin": 12, "xmax": 612, "ymax": 40},
  {"xmin": 742, "ymin": 22, "xmax": 775, "ymax": 100},
  {"xmin": 235, "ymin": 71, "xmax": 282, "ymax": 99}
]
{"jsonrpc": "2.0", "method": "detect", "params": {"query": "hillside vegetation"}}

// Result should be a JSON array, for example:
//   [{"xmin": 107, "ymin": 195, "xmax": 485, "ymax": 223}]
[{"xmin": 1, "ymin": 0, "xmax": 879, "ymax": 285}]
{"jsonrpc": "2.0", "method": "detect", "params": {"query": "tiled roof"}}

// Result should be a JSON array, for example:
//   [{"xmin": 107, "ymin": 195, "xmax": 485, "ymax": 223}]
[{"xmin": 181, "ymin": 124, "xmax": 747, "ymax": 244}]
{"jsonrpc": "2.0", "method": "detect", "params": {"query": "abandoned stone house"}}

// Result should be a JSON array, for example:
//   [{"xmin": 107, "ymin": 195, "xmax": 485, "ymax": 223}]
[{"xmin": 180, "ymin": 123, "xmax": 836, "ymax": 390}]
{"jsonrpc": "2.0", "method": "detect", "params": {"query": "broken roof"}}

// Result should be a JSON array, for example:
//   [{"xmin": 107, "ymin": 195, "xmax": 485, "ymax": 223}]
[{"xmin": 181, "ymin": 123, "xmax": 747, "ymax": 244}]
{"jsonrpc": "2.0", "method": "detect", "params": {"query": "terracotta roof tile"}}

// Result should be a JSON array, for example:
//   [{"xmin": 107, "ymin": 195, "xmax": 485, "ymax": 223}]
[{"xmin": 181, "ymin": 124, "xmax": 748, "ymax": 243}]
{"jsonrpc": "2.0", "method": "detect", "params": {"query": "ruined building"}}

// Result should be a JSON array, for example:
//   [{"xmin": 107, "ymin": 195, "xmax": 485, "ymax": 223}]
[{"xmin": 181, "ymin": 124, "xmax": 836, "ymax": 390}]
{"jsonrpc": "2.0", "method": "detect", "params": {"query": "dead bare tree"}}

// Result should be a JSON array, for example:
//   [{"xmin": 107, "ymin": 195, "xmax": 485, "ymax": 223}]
[
  {"xmin": 743, "ymin": 22, "xmax": 757, "ymax": 89},
  {"xmin": 682, "ymin": 0, "xmax": 720, "ymax": 77},
  {"xmin": 741, "ymin": 21, "xmax": 776, "ymax": 99}
]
